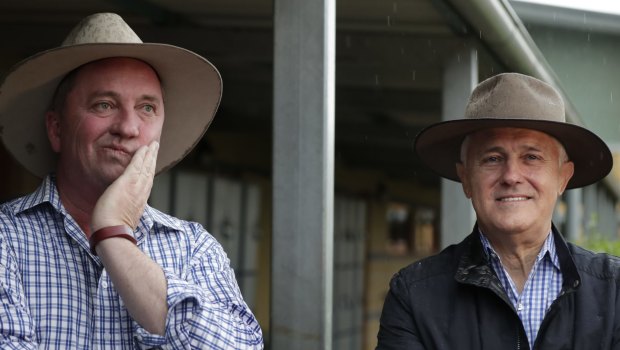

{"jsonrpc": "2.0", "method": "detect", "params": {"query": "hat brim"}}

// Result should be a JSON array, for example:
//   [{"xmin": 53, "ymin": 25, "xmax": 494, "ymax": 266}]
[
  {"xmin": 414, "ymin": 118, "xmax": 613, "ymax": 189},
  {"xmin": 0, "ymin": 42, "xmax": 222, "ymax": 178}
]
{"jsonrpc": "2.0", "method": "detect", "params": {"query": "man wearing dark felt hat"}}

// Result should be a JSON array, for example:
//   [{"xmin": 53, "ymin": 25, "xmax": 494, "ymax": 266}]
[{"xmin": 376, "ymin": 73, "xmax": 619, "ymax": 350}]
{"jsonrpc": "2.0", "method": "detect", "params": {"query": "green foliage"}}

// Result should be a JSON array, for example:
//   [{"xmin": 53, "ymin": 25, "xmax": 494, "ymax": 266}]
[{"xmin": 578, "ymin": 235, "xmax": 620, "ymax": 257}]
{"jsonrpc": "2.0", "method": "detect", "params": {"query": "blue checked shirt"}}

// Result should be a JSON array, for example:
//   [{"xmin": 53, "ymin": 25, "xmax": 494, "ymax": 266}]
[
  {"xmin": 0, "ymin": 175, "xmax": 263, "ymax": 349},
  {"xmin": 480, "ymin": 230, "xmax": 562, "ymax": 349}
]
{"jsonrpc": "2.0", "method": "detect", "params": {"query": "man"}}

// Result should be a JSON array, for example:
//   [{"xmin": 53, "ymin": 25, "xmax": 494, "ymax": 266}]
[
  {"xmin": 376, "ymin": 73, "xmax": 620, "ymax": 349},
  {"xmin": 0, "ymin": 13, "xmax": 263, "ymax": 348}
]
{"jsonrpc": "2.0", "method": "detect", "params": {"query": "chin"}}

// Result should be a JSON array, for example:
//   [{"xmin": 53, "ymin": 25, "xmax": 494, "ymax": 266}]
[
  {"xmin": 98, "ymin": 167, "xmax": 125, "ymax": 185},
  {"xmin": 482, "ymin": 217, "xmax": 532, "ymax": 234}
]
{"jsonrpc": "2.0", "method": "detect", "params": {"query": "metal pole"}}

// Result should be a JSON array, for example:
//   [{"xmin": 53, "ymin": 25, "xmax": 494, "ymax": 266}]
[
  {"xmin": 272, "ymin": 0, "xmax": 335, "ymax": 348},
  {"xmin": 440, "ymin": 47, "xmax": 478, "ymax": 248},
  {"xmin": 565, "ymin": 188, "xmax": 582, "ymax": 242}
]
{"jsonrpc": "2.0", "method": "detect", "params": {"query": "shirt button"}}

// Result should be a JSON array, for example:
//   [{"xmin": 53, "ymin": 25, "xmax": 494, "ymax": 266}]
[
  {"xmin": 103, "ymin": 333, "xmax": 112, "ymax": 340},
  {"xmin": 517, "ymin": 303, "xmax": 524, "ymax": 311},
  {"xmin": 101, "ymin": 281, "xmax": 108, "ymax": 288}
]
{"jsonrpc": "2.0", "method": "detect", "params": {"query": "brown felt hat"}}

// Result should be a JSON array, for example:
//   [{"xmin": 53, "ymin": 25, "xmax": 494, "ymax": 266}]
[
  {"xmin": 414, "ymin": 72, "xmax": 612, "ymax": 189},
  {"xmin": 0, "ymin": 13, "xmax": 222, "ymax": 178}
]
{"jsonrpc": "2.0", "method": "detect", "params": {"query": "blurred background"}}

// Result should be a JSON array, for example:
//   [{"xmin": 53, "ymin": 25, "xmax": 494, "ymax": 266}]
[{"xmin": 1, "ymin": 0, "xmax": 619, "ymax": 349}]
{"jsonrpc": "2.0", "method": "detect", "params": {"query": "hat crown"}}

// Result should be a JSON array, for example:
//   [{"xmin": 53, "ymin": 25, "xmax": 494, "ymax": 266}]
[
  {"xmin": 0, "ymin": 12, "xmax": 222, "ymax": 179},
  {"xmin": 413, "ymin": 72, "xmax": 612, "ymax": 189},
  {"xmin": 464, "ymin": 73, "xmax": 565, "ymax": 122},
  {"xmin": 62, "ymin": 13, "xmax": 142, "ymax": 46}
]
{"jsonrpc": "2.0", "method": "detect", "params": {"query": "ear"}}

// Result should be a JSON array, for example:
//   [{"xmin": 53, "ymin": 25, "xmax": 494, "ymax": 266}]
[
  {"xmin": 456, "ymin": 162, "xmax": 472, "ymax": 198},
  {"xmin": 45, "ymin": 111, "xmax": 61, "ymax": 153},
  {"xmin": 557, "ymin": 160, "xmax": 575, "ymax": 195}
]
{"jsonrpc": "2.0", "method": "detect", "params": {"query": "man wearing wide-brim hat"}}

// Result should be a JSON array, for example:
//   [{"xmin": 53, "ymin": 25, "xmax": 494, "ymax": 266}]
[
  {"xmin": 0, "ymin": 13, "xmax": 263, "ymax": 348},
  {"xmin": 376, "ymin": 73, "xmax": 620, "ymax": 349}
]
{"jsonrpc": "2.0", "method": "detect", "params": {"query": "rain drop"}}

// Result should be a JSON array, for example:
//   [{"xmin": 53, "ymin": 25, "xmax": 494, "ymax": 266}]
[{"xmin": 387, "ymin": 15, "xmax": 391, "ymax": 27}]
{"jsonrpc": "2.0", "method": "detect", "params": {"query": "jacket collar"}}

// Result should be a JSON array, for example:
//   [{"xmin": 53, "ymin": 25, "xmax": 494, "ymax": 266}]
[{"xmin": 455, "ymin": 223, "xmax": 581, "ymax": 295}]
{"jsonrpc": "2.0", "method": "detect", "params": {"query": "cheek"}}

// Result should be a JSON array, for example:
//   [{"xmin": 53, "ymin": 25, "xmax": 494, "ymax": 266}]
[
  {"xmin": 146, "ymin": 120, "xmax": 164, "ymax": 141},
  {"xmin": 69, "ymin": 120, "xmax": 114, "ymax": 154},
  {"xmin": 529, "ymin": 171, "xmax": 560, "ymax": 194},
  {"xmin": 470, "ymin": 173, "xmax": 495, "ymax": 194}
]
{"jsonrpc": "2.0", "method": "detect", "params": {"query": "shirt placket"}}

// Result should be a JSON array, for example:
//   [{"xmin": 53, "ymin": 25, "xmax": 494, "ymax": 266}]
[{"xmin": 94, "ymin": 268, "xmax": 124, "ymax": 349}]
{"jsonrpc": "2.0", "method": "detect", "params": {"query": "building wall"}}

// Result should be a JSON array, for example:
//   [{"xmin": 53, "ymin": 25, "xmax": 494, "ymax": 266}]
[
  {"xmin": 525, "ymin": 25, "xmax": 620, "ymax": 145},
  {"xmin": 523, "ymin": 24, "xmax": 620, "ymax": 239}
]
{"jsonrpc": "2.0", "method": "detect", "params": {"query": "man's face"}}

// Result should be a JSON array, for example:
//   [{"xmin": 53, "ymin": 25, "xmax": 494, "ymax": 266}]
[
  {"xmin": 46, "ymin": 57, "xmax": 164, "ymax": 189},
  {"xmin": 456, "ymin": 127, "xmax": 574, "ymax": 236}
]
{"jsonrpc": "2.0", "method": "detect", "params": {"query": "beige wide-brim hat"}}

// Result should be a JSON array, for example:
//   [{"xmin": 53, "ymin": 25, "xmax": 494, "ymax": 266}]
[
  {"xmin": 0, "ymin": 12, "xmax": 222, "ymax": 178},
  {"xmin": 415, "ymin": 73, "xmax": 612, "ymax": 189}
]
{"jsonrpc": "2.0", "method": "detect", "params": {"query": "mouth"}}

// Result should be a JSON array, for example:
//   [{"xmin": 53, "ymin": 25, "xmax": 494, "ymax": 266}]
[
  {"xmin": 496, "ymin": 196, "xmax": 530, "ymax": 202},
  {"xmin": 103, "ymin": 145, "xmax": 133, "ymax": 157}
]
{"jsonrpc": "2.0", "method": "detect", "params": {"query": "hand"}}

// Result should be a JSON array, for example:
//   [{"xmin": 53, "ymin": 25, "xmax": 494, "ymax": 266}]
[{"xmin": 91, "ymin": 141, "xmax": 159, "ymax": 233}]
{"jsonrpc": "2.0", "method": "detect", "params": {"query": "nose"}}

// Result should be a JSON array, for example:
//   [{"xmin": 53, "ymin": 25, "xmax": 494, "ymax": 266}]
[
  {"xmin": 500, "ymin": 158, "xmax": 523, "ymax": 185},
  {"xmin": 110, "ymin": 107, "xmax": 140, "ymax": 138}
]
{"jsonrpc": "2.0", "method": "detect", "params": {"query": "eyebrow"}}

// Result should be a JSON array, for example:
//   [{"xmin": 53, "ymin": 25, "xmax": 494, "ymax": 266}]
[
  {"xmin": 87, "ymin": 90, "xmax": 162, "ymax": 104},
  {"xmin": 481, "ymin": 144, "xmax": 543, "ymax": 154}
]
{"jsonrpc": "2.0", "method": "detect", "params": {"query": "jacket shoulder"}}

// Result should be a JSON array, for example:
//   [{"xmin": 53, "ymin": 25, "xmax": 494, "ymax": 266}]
[
  {"xmin": 568, "ymin": 242, "xmax": 620, "ymax": 281},
  {"xmin": 392, "ymin": 235, "xmax": 472, "ymax": 286}
]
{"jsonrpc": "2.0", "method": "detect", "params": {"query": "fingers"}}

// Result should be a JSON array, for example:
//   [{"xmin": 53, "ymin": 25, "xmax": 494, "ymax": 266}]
[
  {"xmin": 126, "ymin": 141, "xmax": 159, "ymax": 179},
  {"xmin": 143, "ymin": 141, "xmax": 159, "ymax": 177},
  {"xmin": 91, "ymin": 141, "xmax": 160, "ymax": 232}
]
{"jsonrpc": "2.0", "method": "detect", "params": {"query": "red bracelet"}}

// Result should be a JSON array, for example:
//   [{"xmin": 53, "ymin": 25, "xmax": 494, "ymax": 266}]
[{"xmin": 89, "ymin": 225, "xmax": 137, "ymax": 255}]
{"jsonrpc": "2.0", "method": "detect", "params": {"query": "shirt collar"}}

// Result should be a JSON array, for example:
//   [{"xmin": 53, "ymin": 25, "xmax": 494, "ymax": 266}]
[
  {"xmin": 12, "ymin": 174, "xmax": 64, "ymax": 216},
  {"xmin": 142, "ymin": 205, "xmax": 185, "ymax": 232},
  {"xmin": 12, "ymin": 174, "xmax": 184, "ymax": 233},
  {"xmin": 479, "ymin": 227, "xmax": 561, "ymax": 270}
]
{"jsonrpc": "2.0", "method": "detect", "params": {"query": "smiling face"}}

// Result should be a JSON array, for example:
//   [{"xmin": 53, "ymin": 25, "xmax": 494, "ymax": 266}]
[
  {"xmin": 46, "ymin": 57, "xmax": 165, "ymax": 192},
  {"xmin": 456, "ymin": 127, "xmax": 574, "ymax": 237}
]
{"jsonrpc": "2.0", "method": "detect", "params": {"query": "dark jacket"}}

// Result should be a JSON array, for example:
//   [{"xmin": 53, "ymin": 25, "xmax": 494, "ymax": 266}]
[{"xmin": 376, "ymin": 225, "xmax": 620, "ymax": 350}]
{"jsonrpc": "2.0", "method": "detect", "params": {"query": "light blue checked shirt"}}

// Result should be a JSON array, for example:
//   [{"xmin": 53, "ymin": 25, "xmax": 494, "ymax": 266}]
[
  {"xmin": 480, "ymin": 230, "xmax": 563, "ymax": 349},
  {"xmin": 0, "ymin": 175, "xmax": 263, "ymax": 349}
]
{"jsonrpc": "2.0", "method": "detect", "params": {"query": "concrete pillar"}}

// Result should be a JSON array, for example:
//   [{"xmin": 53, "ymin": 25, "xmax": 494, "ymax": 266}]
[
  {"xmin": 583, "ymin": 185, "xmax": 598, "ymax": 236},
  {"xmin": 440, "ymin": 48, "xmax": 478, "ymax": 249},
  {"xmin": 565, "ymin": 188, "xmax": 582, "ymax": 241},
  {"xmin": 271, "ymin": 0, "xmax": 335, "ymax": 348}
]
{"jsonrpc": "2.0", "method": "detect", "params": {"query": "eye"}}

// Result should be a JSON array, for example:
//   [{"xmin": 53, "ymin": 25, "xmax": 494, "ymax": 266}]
[
  {"xmin": 91, "ymin": 101, "xmax": 115, "ymax": 115},
  {"xmin": 525, "ymin": 154, "xmax": 541, "ymax": 161},
  {"xmin": 138, "ymin": 103, "xmax": 158, "ymax": 116},
  {"xmin": 483, "ymin": 155, "xmax": 501, "ymax": 163},
  {"xmin": 96, "ymin": 102, "xmax": 112, "ymax": 110}
]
